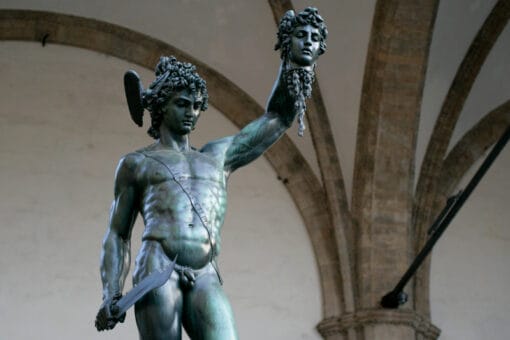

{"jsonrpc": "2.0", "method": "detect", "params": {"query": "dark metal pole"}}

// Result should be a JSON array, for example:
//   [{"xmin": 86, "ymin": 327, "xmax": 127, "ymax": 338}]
[{"xmin": 381, "ymin": 126, "xmax": 510, "ymax": 309}]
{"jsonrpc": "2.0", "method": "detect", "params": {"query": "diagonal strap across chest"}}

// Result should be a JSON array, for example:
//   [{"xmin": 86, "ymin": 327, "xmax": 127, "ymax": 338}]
[
  {"xmin": 137, "ymin": 151, "xmax": 223, "ymax": 284},
  {"xmin": 137, "ymin": 151, "xmax": 212, "ymax": 235}
]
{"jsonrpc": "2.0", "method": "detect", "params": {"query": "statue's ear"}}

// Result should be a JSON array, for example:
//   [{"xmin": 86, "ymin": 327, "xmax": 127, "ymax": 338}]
[{"xmin": 124, "ymin": 70, "xmax": 144, "ymax": 127}]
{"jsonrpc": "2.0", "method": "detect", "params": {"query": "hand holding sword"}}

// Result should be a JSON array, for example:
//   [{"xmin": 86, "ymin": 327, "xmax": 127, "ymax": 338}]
[{"xmin": 95, "ymin": 256, "xmax": 177, "ymax": 331}]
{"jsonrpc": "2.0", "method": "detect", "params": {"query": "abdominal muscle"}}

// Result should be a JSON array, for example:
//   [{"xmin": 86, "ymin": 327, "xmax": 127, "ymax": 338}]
[
  {"xmin": 133, "ymin": 220, "xmax": 216, "ymax": 285},
  {"xmin": 132, "ymin": 147, "xmax": 228, "ymax": 281},
  {"xmin": 136, "ymin": 178, "xmax": 225, "ymax": 272},
  {"xmin": 143, "ymin": 219, "xmax": 214, "ymax": 267}
]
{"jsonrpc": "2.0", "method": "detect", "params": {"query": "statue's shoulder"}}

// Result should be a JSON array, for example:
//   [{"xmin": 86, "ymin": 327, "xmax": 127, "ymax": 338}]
[
  {"xmin": 115, "ymin": 148, "xmax": 148, "ymax": 177},
  {"xmin": 126, "ymin": 143, "xmax": 160, "ymax": 162}
]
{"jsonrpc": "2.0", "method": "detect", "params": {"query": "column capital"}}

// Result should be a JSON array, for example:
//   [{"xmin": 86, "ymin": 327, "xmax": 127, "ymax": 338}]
[{"xmin": 317, "ymin": 309, "xmax": 440, "ymax": 339}]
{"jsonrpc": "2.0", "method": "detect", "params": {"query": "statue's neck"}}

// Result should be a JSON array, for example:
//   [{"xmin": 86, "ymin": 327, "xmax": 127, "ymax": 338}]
[
  {"xmin": 158, "ymin": 127, "xmax": 191, "ymax": 152},
  {"xmin": 285, "ymin": 59, "xmax": 315, "ymax": 73}
]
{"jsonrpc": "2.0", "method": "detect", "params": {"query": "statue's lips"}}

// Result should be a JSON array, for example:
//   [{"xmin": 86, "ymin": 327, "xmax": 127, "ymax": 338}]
[{"xmin": 301, "ymin": 48, "xmax": 313, "ymax": 56}]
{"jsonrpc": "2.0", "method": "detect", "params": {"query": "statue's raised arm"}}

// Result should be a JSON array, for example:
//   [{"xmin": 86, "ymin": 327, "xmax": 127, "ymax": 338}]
[{"xmin": 217, "ymin": 7, "xmax": 328, "ymax": 173}]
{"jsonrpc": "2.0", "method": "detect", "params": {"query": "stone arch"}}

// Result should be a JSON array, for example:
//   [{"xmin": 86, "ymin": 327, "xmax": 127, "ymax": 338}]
[{"xmin": 438, "ymin": 100, "xmax": 510, "ymax": 198}]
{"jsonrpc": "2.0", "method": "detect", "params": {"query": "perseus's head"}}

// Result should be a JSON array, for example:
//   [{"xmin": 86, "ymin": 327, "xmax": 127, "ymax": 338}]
[
  {"xmin": 275, "ymin": 7, "xmax": 328, "ymax": 67},
  {"xmin": 142, "ymin": 56, "xmax": 208, "ymax": 139}
]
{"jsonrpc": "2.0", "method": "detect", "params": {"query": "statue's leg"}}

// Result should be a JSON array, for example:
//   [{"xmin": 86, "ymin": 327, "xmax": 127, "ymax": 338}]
[
  {"xmin": 133, "ymin": 241, "xmax": 183, "ymax": 340},
  {"xmin": 134, "ymin": 278, "xmax": 183, "ymax": 340},
  {"xmin": 182, "ymin": 266, "xmax": 238, "ymax": 340}
]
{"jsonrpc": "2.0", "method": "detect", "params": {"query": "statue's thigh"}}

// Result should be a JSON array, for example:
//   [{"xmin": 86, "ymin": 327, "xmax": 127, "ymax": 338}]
[
  {"xmin": 182, "ymin": 274, "xmax": 238, "ymax": 340},
  {"xmin": 135, "ymin": 277, "xmax": 183, "ymax": 340}
]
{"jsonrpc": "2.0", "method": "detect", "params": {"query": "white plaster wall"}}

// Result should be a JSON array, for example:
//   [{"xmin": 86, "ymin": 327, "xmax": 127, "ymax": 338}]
[
  {"xmin": 0, "ymin": 42, "xmax": 321, "ymax": 339},
  {"xmin": 418, "ymin": 1, "xmax": 510, "ymax": 336},
  {"xmin": 430, "ymin": 147, "xmax": 510, "ymax": 339}
]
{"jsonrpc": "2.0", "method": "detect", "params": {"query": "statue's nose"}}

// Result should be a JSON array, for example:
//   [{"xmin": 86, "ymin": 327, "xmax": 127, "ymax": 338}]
[{"xmin": 185, "ymin": 107, "xmax": 195, "ymax": 117}]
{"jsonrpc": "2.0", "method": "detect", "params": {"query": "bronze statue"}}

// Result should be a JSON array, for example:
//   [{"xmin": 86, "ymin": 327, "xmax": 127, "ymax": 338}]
[{"xmin": 96, "ymin": 7, "xmax": 327, "ymax": 339}]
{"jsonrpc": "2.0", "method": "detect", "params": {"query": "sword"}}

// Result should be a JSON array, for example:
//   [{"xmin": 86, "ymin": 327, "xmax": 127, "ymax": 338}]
[{"xmin": 96, "ymin": 256, "xmax": 177, "ymax": 331}]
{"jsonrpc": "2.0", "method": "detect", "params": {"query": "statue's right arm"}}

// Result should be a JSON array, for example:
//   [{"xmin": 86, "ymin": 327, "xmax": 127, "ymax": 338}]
[{"xmin": 99, "ymin": 153, "xmax": 142, "ymax": 302}]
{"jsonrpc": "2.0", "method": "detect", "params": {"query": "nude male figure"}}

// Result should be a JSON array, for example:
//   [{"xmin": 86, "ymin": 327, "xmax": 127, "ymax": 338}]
[{"xmin": 95, "ymin": 7, "xmax": 327, "ymax": 340}]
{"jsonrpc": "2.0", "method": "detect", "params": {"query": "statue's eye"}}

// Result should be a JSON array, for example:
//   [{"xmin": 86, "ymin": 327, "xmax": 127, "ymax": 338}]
[
  {"xmin": 295, "ymin": 31, "xmax": 306, "ymax": 38},
  {"xmin": 175, "ymin": 99, "xmax": 189, "ymax": 107},
  {"xmin": 194, "ymin": 102, "xmax": 202, "ymax": 110},
  {"xmin": 312, "ymin": 34, "xmax": 320, "ymax": 42}
]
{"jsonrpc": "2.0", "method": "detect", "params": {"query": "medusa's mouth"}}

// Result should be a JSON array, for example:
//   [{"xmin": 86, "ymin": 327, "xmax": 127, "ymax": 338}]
[{"xmin": 301, "ymin": 48, "xmax": 313, "ymax": 56}]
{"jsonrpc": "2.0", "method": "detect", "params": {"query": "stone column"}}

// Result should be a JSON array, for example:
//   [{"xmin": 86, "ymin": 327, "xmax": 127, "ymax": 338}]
[{"xmin": 345, "ymin": 0, "xmax": 440, "ymax": 338}]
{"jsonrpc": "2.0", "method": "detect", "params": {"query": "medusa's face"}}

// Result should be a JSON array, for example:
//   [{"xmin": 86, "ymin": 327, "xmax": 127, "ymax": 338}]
[
  {"xmin": 161, "ymin": 89, "xmax": 203, "ymax": 135},
  {"xmin": 289, "ymin": 24, "xmax": 321, "ymax": 66}
]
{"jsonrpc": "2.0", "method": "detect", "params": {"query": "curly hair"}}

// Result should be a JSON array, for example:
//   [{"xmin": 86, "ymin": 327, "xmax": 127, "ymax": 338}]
[
  {"xmin": 274, "ymin": 7, "xmax": 328, "ymax": 62},
  {"xmin": 142, "ymin": 56, "xmax": 209, "ymax": 139}
]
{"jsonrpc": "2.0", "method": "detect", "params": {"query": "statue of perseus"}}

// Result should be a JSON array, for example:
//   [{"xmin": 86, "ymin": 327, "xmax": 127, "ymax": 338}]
[{"xmin": 95, "ymin": 7, "xmax": 327, "ymax": 339}]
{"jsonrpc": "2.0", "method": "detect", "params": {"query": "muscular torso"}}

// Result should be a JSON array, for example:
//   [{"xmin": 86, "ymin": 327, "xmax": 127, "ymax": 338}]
[{"xmin": 136, "ymin": 147, "xmax": 227, "ymax": 269}]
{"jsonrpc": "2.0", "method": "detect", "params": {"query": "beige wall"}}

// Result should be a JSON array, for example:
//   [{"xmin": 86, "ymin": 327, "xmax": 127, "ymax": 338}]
[
  {"xmin": 429, "ymin": 149, "xmax": 510, "ymax": 340},
  {"xmin": 421, "ymin": 1, "xmax": 510, "ymax": 338}
]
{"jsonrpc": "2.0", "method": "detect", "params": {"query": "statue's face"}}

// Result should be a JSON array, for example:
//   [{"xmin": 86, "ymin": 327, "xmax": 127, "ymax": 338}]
[
  {"xmin": 289, "ymin": 24, "xmax": 321, "ymax": 66},
  {"xmin": 161, "ymin": 89, "xmax": 203, "ymax": 135}
]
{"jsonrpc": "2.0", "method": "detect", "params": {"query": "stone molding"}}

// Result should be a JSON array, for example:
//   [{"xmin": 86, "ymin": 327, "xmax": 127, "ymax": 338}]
[{"xmin": 317, "ymin": 309, "xmax": 440, "ymax": 339}]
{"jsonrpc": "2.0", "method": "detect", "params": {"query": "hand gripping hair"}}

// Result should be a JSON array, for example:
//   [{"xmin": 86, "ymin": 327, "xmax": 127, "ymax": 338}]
[{"xmin": 124, "ymin": 56, "xmax": 209, "ymax": 139}]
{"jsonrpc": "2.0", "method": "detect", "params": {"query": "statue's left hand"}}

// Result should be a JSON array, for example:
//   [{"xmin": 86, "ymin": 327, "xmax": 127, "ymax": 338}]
[{"xmin": 95, "ymin": 293, "xmax": 126, "ymax": 331}]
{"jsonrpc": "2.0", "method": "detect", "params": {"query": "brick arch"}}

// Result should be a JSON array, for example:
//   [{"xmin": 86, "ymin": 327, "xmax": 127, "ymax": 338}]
[{"xmin": 0, "ymin": 9, "xmax": 345, "ymax": 320}]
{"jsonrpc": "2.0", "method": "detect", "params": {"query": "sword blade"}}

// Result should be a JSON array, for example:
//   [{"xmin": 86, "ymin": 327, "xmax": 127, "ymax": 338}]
[{"xmin": 113, "ymin": 256, "xmax": 177, "ymax": 317}]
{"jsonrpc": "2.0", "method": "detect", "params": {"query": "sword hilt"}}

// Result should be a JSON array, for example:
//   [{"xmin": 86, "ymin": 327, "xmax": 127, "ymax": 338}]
[{"xmin": 95, "ymin": 255, "xmax": 177, "ymax": 332}]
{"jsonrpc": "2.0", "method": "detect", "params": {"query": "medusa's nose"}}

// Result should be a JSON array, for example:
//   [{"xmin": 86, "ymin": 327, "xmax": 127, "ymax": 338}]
[{"xmin": 303, "ymin": 33, "xmax": 313, "ymax": 46}]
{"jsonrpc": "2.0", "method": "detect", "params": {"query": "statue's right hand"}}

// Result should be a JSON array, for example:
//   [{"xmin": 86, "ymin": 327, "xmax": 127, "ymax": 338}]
[{"xmin": 95, "ymin": 294, "xmax": 126, "ymax": 331}]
